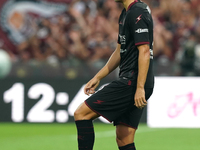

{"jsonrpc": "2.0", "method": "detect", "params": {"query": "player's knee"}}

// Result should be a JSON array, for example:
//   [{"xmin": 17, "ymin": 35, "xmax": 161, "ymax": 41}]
[
  {"xmin": 116, "ymin": 125, "xmax": 135, "ymax": 146},
  {"xmin": 116, "ymin": 133, "xmax": 134, "ymax": 146},
  {"xmin": 74, "ymin": 103, "xmax": 98, "ymax": 120},
  {"xmin": 116, "ymin": 135, "xmax": 129, "ymax": 146},
  {"xmin": 73, "ymin": 109, "xmax": 78, "ymax": 119},
  {"xmin": 116, "ymin": 132, "xmax": 130, "ymax": 143},
  {"xmin": 74, "ymin": 107, "xmax": 83, "ymax": 120},
  {"xmin": 74, "ymin": 103, "xmax": 83, "ymax": 119}
]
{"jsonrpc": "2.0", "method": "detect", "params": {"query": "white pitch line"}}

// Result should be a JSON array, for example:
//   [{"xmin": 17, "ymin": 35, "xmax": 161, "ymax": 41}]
[
  {"xmin": 96, "ymin": 128, "xmax": 167, "ymax": 138},
  {"xmin": 95, "ymin": 130, "xmax": 115, "ymax": 138},
  {"xmin": 68, "ymin": 128, "xmax": 167, "ymax": 140}
]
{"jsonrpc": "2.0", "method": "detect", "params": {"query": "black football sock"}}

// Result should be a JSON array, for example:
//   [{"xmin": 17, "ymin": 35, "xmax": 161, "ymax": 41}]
[
  {"xmin": 119, "ymin": 143, "xmax": 136, "ymax": 150},
  {"xmin": 75, "ymin": 120, "xmax": 95, "ymax": 150}
]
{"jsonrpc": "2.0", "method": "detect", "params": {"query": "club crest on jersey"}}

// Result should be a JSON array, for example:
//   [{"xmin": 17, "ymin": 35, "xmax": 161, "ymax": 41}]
[
  {"xmin": 93, "ymin": 100, "xmax": 104, "ymax": 104},
  {"xmin": 135, "ymin": 28, "xmax": 149, "ymax": 33}
]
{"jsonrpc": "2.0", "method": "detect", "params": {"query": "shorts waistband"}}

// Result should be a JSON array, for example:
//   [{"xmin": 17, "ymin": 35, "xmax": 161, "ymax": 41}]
[
  {"xmin": 118, "ymin": 77, "xmax": 154, "ymax": 88},
  {"xmin": 118, "ymin": 77, "xmax": 133, "ymax": 86}
]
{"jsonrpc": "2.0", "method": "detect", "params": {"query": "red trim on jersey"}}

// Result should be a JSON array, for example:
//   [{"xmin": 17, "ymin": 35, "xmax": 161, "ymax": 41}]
[
  {"xmin": 127, "ymin": 0, "xmax": 138, "ymax": 11},
  {"xmin": 84, "ymin": 101, "xmax": 112, "ymax": 123},
  {"xmin": 135, "ymin": 42, "xmax": 150, "ymax": 46},
  {"xmin": 128, "ymin": 80, "xmax": 132, "ymax": 85}
]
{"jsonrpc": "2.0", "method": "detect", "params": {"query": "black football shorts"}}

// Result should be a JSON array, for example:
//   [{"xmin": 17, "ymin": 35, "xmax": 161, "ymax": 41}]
[{"xmin": 85, "ymin": 79, "xmax": 153, "ymax": 129}]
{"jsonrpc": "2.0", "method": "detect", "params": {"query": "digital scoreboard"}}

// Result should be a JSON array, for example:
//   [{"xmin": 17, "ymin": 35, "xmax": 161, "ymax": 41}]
[{"xmin": 0, "ymin": 78, "xmax": 110, "ymax": 123}]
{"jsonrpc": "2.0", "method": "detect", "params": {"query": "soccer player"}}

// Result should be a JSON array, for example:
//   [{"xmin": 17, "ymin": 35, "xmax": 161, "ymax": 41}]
[{"xmin": 74, "ymin": 0, "xmax": 154, "ymax": 149}]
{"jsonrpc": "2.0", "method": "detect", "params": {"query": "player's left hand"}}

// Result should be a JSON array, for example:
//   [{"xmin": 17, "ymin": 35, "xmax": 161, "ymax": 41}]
[{"xmin": 134, "ymin": 88, "xmax": 147, "ymax": 109}]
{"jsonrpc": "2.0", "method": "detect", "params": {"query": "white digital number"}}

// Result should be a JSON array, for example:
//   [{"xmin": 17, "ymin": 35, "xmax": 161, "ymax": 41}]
[
  {"xmin": 68, "ymin": 84, "xmax": 88, "ymax": 116},
  {"xmin": 27, "ymin": 83, "xmax": 55, "ymax": 122},
  {"xmin": 3, "ymin": 83, "xmax": 24, "ymax": 122},
  {"xmin": 3, "ymin": 82, "xmax": 111, "ymax": 123}
]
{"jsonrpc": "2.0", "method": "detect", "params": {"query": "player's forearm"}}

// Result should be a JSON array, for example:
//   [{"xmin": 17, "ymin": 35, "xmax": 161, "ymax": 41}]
[
  {"xmin": 137, "ymin": 45, "xmax": 150, "ymax": 88},
  {"xmin": 94, "ymin": 44, "xmax": 121, "ymax": 80},
  {"xmin": 93, "ymin": 66, "xmax": 111, "ymax": 81}
]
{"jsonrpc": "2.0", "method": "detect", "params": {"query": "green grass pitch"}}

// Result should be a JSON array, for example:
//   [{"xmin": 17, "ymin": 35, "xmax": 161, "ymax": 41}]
[{"xmin": 0, "ymin": 123, "xmax": 199, "ymax": 150}]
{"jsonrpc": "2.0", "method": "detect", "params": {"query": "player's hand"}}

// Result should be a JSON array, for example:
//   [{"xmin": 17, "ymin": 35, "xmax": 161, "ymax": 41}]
[
  {"xmin": 84, "ymin": 78, "xmax": 100, "ymax": 95},
  {"xmin": 134, "ymin": 88, "xmax": 147, "ymax": 109}
]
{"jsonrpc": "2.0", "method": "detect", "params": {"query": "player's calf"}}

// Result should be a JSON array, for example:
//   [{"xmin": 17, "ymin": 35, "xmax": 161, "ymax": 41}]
[
  {"xmin": 74, "ymin": 102, "xmax": 99, "ymax": 150},
  {"xmin": 75, "ymin": 120, "xmax": 95, "ymax": 150}
]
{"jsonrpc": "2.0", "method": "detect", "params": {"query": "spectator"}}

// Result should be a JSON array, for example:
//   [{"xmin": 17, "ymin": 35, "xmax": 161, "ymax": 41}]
[{"xmin": 1, "ymin": 0, "xmax": 200, "ymax": 77}]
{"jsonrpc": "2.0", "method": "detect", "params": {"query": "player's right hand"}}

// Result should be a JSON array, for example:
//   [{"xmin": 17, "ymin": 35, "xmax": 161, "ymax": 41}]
[
  {"xmin": 84, "ymin": 78, "xmax": 100, "ymax": 95},
  {"xmin": 134, "ymin": 87, "xmax": 147, "ymax": 109}
]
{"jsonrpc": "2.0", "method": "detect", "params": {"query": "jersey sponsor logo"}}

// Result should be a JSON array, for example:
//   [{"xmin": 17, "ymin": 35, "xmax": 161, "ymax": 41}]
[
  {"xmin": 120, "ymin": 49, "xmax": 127, "ymax": 53},
  {"xmin": 93, "ymin": 100, "xmax": 104, "ymax": 104},
  {"xmin": 135, "ymin": 28, "xmax": 149, "ymax": 33},
  {"xmin": 119, "ymin": 34, "xmax": 126, "ymax": 44},
  {"xmin": 136, "ymin": 14, "xmax": 142, "ymax": 24},
  {"xmin": 150, "ymin": 49, "xmax": 153, "ymax": 59}
]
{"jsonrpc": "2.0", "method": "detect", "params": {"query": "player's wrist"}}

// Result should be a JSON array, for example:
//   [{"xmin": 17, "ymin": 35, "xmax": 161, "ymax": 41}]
[
  {"xmin": 136, "ymin": 85, "xmax": 144, "ymax": 89},
  {"xmin": 93, "ymin": 75, "xmax": 102, "ymax": 81}
]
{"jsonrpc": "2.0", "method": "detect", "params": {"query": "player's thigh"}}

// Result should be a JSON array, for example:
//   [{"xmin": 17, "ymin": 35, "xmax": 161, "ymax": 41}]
[{"xmin": 74, "ymin": 102, "xmax": 100, "ymax": 120}]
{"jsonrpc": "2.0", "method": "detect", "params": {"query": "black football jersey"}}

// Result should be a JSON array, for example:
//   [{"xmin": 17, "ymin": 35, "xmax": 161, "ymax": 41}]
[{"xmin": 118, "ymin": 0, "xmax": 154, "ymax": 88}]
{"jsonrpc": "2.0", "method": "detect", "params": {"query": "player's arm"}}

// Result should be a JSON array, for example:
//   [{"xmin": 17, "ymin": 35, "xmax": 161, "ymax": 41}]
[
  {"xmin": 84, "ymin": 44, "xmax": 121, "ymax": 95},
  {"xmin": 134, "ymin": 44, "xmax": 150, "ymax": 109}
]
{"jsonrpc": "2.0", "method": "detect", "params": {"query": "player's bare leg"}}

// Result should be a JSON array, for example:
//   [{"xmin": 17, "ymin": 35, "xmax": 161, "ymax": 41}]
[
  {"xmin": 116, "ymin": 124, "xmax": 136, "ymax": 150},
  {"xmin": 74, "ymin": 102, "xmax": 99, "ymax": 150},
  {"xmin": 74, "ymin": 102, "xmax": 100, "ymax": 120}
]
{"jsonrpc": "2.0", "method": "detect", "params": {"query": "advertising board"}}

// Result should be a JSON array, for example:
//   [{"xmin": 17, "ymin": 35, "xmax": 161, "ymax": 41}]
[{"xmin": 148, "ymin": 77, "xmax": 200, "ymax": 128}]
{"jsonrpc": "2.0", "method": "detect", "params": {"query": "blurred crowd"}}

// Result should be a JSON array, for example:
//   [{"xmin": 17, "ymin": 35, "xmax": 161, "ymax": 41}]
[
  {"xmin": 3, "ymin": 0, "xmax": 200, "ymax": 76},
  {"xmin": 146, "ymin": 0, "xmax": 200, "ymax": 76},
  {"xmin": 9, "ymin": 0, "xmax": 121, "ymax": 71}
]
